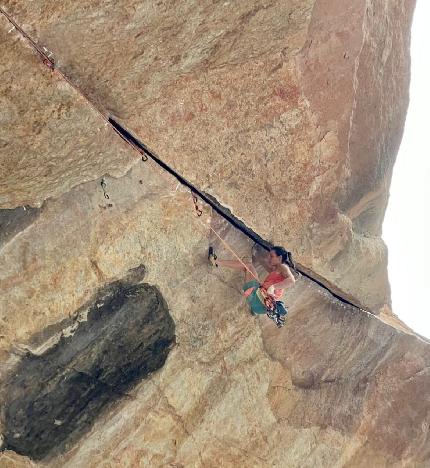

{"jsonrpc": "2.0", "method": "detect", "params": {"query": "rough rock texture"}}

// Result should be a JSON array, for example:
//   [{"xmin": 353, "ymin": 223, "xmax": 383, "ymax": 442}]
[
  {"xmin": 1, "ymin": 1, "xmax": 428, "ymax": 467},
  {"xmin": 1, "ymin": 161, "xmax": 429, "ymax": 467},
  {"xmin": 0, "ymin": 207, "xmax": 40, "ymax": 248},
  {"xmin": 0, "ymin": 13, "xmax": 137, "ymax": 207},
  {"xmin": 0, "ymin": 0, "xmax": 415, "ymax": 310}
]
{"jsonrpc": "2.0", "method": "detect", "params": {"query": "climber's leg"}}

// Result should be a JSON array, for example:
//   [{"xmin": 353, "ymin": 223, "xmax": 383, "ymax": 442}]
[
  {"xmin": 216, "ymin": 259, "xmax": 258, "ymax": 280},
  {"xmin": 216, "ymin": 259, "xmax": 245, "ymax": 270}
]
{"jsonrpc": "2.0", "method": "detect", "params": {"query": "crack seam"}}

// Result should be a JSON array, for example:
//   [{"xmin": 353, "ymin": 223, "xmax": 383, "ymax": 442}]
[{"xmin": 0, "ymin": 7, "xmax": 380, "ymax": 318}]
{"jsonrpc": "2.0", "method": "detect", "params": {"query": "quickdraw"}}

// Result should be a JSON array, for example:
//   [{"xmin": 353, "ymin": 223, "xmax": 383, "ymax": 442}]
[
  {"xmin": 100, "ymin": 178, "xmax": 110, "ymax": 199},
  {"xmin": 191, "ymin": 191, "xmax": 203, "ymax": 217},
  {"xmin": 140, "ymin": 150, "xmax": 148, "ymax": 162},
  {"xmin": 42, "ymin": 56, "xmax": 55, "ymax": 70}
]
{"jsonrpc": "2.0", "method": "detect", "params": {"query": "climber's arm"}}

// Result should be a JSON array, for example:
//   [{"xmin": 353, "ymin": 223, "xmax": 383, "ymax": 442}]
[{"xmin": 275, "ymin": 264, "xmax": 296, "ymax": 289}]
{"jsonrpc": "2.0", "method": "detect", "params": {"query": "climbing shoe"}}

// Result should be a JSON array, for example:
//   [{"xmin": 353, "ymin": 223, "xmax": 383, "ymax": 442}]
[{"xmin": 208, "ymin": 246, "xmax": 218, "ymax": 267}]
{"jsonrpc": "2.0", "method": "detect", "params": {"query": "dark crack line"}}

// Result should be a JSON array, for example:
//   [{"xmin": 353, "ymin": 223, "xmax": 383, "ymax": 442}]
[
  {"xmin": 0, "ymin": 8, "xmax": 372, "ymax": 316},
  {"xmin": 108, "ymin": 116, "xmax": 272, "ymax": 249},
  {"xmin": 0, "ymin": 6, "xmax": 54, "ymax": 69},
  {"xmin": 108, "ymin": 118, "xmax": 371, "ymax": 314},
  {"xmin": 0, "ymin": 6, "xmax": 110, "ymax": 125}
]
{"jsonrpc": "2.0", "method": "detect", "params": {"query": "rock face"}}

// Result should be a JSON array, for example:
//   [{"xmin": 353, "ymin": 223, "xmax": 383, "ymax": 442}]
[
  {"xmin": 0, "ymin": 207, "xmax": 40, "ymax": 248},
  {"xmin": 0, "ymin": 12, "xmax": 137, "ymax": 208},
  {"xmin": 1, "ymin": 1, "xmax": 428, "ymax": 467},
  {"xmin": 0, "ymin": 0, "xmax": 416, "ymax": 310}
]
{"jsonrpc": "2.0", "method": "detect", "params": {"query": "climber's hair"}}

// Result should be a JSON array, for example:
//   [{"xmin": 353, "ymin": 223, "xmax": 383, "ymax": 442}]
[{"xmin": 271, "ymin": 246, "xmax": 295, "ymax": 269}]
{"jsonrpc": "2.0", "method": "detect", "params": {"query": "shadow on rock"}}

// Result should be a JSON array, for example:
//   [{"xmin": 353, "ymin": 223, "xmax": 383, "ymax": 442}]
[{"xmin": 1, "ymin": 277, "xmax": 175, "ymax": 460}]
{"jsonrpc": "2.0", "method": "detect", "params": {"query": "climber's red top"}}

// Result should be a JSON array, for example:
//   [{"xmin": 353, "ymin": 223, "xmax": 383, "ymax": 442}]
[{"xmin": 261, "ymin": 271, "xmax": 286, "ymax": 300}]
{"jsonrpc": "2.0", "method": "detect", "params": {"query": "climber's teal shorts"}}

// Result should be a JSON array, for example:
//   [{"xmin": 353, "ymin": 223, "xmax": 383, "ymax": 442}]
[{"xmin": 242, "ymin": 280, "xmax": 266, "ymax": 314}]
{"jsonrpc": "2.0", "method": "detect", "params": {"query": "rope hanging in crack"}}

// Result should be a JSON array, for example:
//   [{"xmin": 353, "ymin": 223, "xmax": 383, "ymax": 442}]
[
  {"xmin": 0, "ymin": 7, "xmax": 371, "ymax": 316},
  {"xmin": 1, "ymin": 7, "xmax": 55, "ymax": 71},
  {"xmin": 107, "ymin": 118, "xmax": 272, "ymax": 251}
]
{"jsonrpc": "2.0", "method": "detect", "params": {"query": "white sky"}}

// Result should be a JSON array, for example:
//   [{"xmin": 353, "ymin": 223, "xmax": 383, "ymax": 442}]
[{"xmin": 382, "ymin": 0, "xmax": 430, "ymax": 337}]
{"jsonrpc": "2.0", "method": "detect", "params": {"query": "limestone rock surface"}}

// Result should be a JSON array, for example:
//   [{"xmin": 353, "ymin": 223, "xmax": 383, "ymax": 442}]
[
  {"xmin": 0, "ymin": 13, "xmax": 137, "ymax": 208},
  {"xmin": 1, "ymin": 154, "xmax": 429, "ymax": 467},
  {"xmin": 1, "ymin": 1, "xmax": 428, "ymax": 467},
  {"xmin": 1, "ymin": 0, "xmax": 416, "ymax": 310}
]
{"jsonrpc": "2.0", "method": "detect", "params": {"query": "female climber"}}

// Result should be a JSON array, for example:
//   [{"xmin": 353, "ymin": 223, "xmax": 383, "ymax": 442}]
[{"xmin": 208, "ymin": 245, "xmax": 296, "ymax": 315}]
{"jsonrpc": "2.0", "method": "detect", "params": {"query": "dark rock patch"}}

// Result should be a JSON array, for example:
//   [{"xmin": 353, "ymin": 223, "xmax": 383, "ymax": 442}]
[
  {"xmin": 2, "ymin": 280, "xmax": 175, "ymax": 460},
  {"xmin": 0, "ymin": 206, "xmax": 40, "ymax": 248}
]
